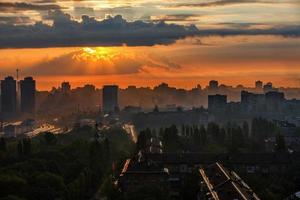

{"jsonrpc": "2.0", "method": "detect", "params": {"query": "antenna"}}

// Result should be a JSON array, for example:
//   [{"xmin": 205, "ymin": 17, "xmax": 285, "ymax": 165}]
[{"xmin": 16, "ymin": 68, "xmax": 19, "ymax": 81}]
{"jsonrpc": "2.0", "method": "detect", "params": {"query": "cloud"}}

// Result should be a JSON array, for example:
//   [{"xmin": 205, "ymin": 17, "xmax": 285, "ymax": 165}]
[
  {"xmin": 0, "ymin": 2, "xmax": 62, "ymax": 12},
  {"xmin": 150, "ymin": 14, "xmax": 200, "ymax": 22},
  {"xmin": 0, "ymin": 11, "xmax": 199, "ymax": 48},
  {"xmin": 169, "ymin": 0, "xmax": 292, "ymax": 8},
  {"xmin": 0, "ymin": 16, "xmax": 32, "ymax": 25},
  {"xmin": 0, "ymin": 10, "xmax": 299, "ymax": 49},
  {"xmin": 23, "ymin": 48, "xmax": 181, "ymax": 75},
  {"xmin": 197, "ymin": 25, "xmax": 300, "ymax": 37}
]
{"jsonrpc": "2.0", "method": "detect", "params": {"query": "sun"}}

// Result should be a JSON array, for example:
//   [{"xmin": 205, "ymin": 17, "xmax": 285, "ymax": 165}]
[{"xmin": 73, "ymin": 47, "xmax": 118, "ymax": 62}]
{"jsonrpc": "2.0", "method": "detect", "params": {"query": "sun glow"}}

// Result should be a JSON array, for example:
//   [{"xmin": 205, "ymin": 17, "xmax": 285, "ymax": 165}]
[{"xmin": 73, "ymin": 47, "xmax": 119, "ymax": 62}]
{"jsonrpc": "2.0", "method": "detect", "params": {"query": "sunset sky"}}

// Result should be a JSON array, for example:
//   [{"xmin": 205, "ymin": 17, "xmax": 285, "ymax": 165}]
[{"xmin": 0, "ymin": 0, "xmax": 300, "ymax": 90}]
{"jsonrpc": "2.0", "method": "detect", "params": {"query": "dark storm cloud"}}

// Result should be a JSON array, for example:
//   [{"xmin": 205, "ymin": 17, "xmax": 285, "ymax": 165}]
[
  {"xmin": 0, "ymin": 11, "xmax": 199, "ymax": 48},
  {"xmin": 0, "ymin": 2, "xmax": 62, "ymax": 12},
  {"xmin": 0, "ymin": 10, "xmax": 299, "ymax": 48}
]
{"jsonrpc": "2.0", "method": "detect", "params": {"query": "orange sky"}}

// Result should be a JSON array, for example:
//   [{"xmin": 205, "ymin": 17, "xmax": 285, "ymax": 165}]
[{"xmin": 0, "ymin": 35, "xmax": 300, "ymax": 90}]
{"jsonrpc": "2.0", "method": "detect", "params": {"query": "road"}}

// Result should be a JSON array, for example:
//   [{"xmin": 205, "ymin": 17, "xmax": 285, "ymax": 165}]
[
  {"xmin": 25, "ymin": 124, "xmax": 63, "ymax": 138},
  {"xmin": 123, "ymin": 124, "xmax": 138, "ymax": 143}
]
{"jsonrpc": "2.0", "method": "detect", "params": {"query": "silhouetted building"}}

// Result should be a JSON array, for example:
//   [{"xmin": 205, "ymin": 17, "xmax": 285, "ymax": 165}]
[
  {"xmin": 1, "ymin": 76, "xmax": 17, "ymax": 113},
  {"xmin": 208, "ymin": 80, "xmax": 219, "ymax": 90},
  {"xmin": 119, "ymin": 157, "xmax": 170, "ymax": 196},
  {"xmin": 265, "ymin": 91, "xmax": 285, "ymax": 111},
  {"xmin": 208, "ymin": 94, "xmax": 227, "ymax": 111},
  {"xmin": 263, "ymin": 82, "xmax": 278, "ymax": 93},
  {"xmin": 20, "ymin": 77, "xmax": 36, "ymax": 113},
  {"xmin": 102, "ymin": 85, "xmax": 119, "ymax": 114},
  {"xmin": 61, "ymin": 82, "xmax": 71, "ymax": 94},
  {"xmin": 241, "ymin": 91, "xmax": 265, "ymax": 111},
  {"xmin": 255, "ymin": 80, "xmax": 263, "ymax": 89}
]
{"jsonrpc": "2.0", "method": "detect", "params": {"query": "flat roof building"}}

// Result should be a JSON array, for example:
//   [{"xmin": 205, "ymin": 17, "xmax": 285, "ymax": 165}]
[
  {"xmin": 102, "ymin": 85, "xmax": 119, "ymax": 114},
  {"xmin": 208, "ymin": 94, "xmax": 227, "ymax": 112},
  {"xmin": 20, "ymin": 77, "xmax": 36, "ymax": 114},
  {"xmin": 1, "ymin": 76, "xmax": 17, "ymax": 114}
]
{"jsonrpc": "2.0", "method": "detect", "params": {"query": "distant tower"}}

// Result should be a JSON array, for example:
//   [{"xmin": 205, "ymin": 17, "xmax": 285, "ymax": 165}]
[
  {"xmin": 20, "ymin": 77, "xmax": 36, "ymax": 114},
  {"xmin": 16, "ymin": 69, "xmax": 19, "ymax": 81},
  {"xmin": 263, "ymin": 82, "xmax": 274, "ymax": 93},
  {"xmin": 255, "ymin": 80, "xmax": 263, "ymax": 89},
  {"xmin": 1, "ymin": 76, "xmax": 17, "ymax": 113},
  {"xmin": 208, "ymin": 80, "xmax": 219, "ymax": 90},
  {"xmin": 61, "ymin": 82, "xmax": 71, "ymax": 94},
  {"xmin": 102, "ymin": 85, "xmax": 119, "ymax": 114}
]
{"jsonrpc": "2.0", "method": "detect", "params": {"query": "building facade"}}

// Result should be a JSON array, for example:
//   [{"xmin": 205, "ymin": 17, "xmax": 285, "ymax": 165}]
[
  {"xmin": 20, "ymin": 77, "xmax": 36, "ymax": 113},
  {"xmin": 1, "ymin": 76, "xmax": 17, "ymax": 114},
  {"xmin": 102, "ymin": 85, "xmax": 119, "ymax": 114}
]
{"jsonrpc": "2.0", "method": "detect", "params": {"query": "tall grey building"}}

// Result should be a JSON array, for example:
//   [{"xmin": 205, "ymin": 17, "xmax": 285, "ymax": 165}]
[
  {"xmin": 102, "ymin": 85, "xmax": 119, "ymax": 114},
  {"xmin": 20, "ymin": 77, "xmax": 36, "ymax": 113},
  {"xmin": 1, "ymin": 76, "xmax": 17, "ymax": 113},
  {"xmin": 208, "ymin": 94, "xmax": 227, "ymax": 112}
]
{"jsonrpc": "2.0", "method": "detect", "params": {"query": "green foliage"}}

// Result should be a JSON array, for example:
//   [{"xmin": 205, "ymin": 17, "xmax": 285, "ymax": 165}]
[
  {"xmin": 29, "ymin": 172, "xmax": 66, "ymax": 200},
  {"xmin": 275, "ymin": 134, "xmax": 286, "ymax": 152},
  {"xmin": 0, "ymin": 174, "xmax": 27, "ymax": 198},
  {"xmin": 136, "ymin": 128, "xmax": 151, "ymax": 152},
  {"xmin": 162, "ymin": 125, "xmax": 180, "ymax": 152},
  {"xmin": 0, "ymin": 196, "xmax": 26, "ymax": 200},
  {"xmin": 0, "ymin": 126, "xmax": 134, "ymax": 200},
  {"xmin": 41, "ymin": 132, "xmax": 57, "ymax": 145},
  {"xmin": 0, "ymin": 138, "xmax": 7, "ymax": 152}
]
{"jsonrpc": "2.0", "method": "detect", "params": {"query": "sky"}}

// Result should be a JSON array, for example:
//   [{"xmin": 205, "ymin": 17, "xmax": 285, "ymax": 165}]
[{"xmin": 0, "ymin": 0, "xmax": 300, "ymax": 90}]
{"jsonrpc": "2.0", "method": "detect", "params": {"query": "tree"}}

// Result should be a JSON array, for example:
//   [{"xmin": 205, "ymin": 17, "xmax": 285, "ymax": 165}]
[
  {"xmin": 0, "ymin": 174, "xmax": 27, "ymax": 198},
  {"xmin": 275, "ymin": 134, "xmax": 286, "ymax": 152},
  {"xmin": 153, "ymin": 105, "xmax": 159, "ymax": 112},
  {"xmin": 43, "ymin": 132, "xmax": 57, "ymax": 145},
  {"xmin": 17, "ymin": 140, "xmax": 23, "ymax": 156},
  {"xmin": 207, "ymin": 122, "xmax": 221, "ymax": 144},
  {"xmin": 30, "ymin": 172, "xmax": 67, "ymax": 200},
  {"xmin": 22, "ymin": 138, "xmax": 31, "ymax": 156},
  {"xmin": 136, "ymin": 128, "xmax": 152, "ymax": 152},
  {"xmin": 199, "ymin": 125, "xmax": 207, "ymax": 145},
  {"xmin": 0, "ymin": 138, "xmax": 6, "ymax": 152},
  {"xmin": 163, "ymin": 125, "xmax": 179, "ymax": 152}
]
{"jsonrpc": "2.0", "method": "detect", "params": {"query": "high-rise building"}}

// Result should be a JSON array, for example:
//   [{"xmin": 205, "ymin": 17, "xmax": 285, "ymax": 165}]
[
  {"xmin": 265, "ymin": 91, "xmax": 285, "ymax": 111},
  {"xmin": 263, "ymin": 82, "xmax": 277, "ymax": 93},
  {"xmin": 255, "ymin": 80, "xmax": 263, "ymax": 89},
  {"xmin": 208, "ymin": 94, "xmax": 227, "ymax": 111},
  {"xmin": 102, "ymin": 85, "xmax": 119, "ymax": 114},
  {"xmin": 241, "ymin": 91, "xmax": 265, "ymax": 111},
  {"xmin": 208, "ymin": 80, "xmax": 219, "ymax": 90},
  {"xmin": 1, "ymin": 76, "xmax": 17, "ymax": 113},
  {"xmin": 61, "ymin": 82, "xmax": 71, "ymax": 94},
  {"xmin": 20, "ymin": 77, "xmax": 36, "ymax": 113}
]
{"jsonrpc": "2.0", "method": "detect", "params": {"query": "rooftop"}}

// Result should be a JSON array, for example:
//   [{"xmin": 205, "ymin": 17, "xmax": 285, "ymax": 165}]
[{"xmin": 200, "ymin": 162, "xmax": 260, "ymax": 200}]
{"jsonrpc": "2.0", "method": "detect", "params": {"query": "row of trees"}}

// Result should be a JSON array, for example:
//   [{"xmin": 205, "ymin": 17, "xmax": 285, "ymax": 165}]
[{"xmin": 137, "ymin": 118, "xmax": 286, "ymax": 153}]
